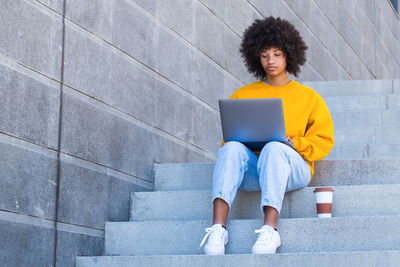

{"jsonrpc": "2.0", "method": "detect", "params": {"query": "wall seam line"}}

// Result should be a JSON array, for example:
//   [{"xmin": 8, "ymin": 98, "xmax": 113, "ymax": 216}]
[
  {"xmin": 281, "ymin": 0, "xmax": 354, "ymax": 80},
  {"xmin": 53, "ymin": 0, "xmax": 67, "ymax": 265},
  {"xmin": 34, "ymin": 0, "xmax": 242, "ymax": 112},
  {"xmin": 0, "ymin": 54, "xmax": 218, "ymax": 162},
  {"xmin": 354, "ymin": 0, "xmax": 399, "ymax": 75},
  {"xmin": 312, "ymin": 0, "xmax": 376, "ymax": 79},
  {"xmin": 130, "ymin": 0, "xmax": 248, "ymax": 86},
  {"xmin": 196, "ymin": 0, "xmax": 243, "ymax": 38}
]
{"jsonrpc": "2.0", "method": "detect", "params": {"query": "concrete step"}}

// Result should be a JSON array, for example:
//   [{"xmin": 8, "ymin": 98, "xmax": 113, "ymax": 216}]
[
  {"xmin": 333, "ymin": 126, "xmax": 400, "ymax": 144},
  {"xmin": 326, "ymin": 143, "xmax": 400, "ymax": 160},
  {"xmin": 324, "ymin": 94, "xmax": 400, "ymax": 112},
  {"xmin": 104, "ymin": 215, "xmax": 400, "ymax": 256},
  {"xmin": 303, "ymin": 79, "xmax": 399, "ymax": 97},
  {"xmin": 76, "ymin": 250, "xmax": 400, "ymax": 267},
  {"xmin": 129, "ymin": 184, "xmax": 400, "ymax": 222},
  {"xmin": 154, "ymin": 158, "xmax": 400, "ymax": 191},
  {"xmin": 331, "ymin": 109, "xmax": 400, "ymax": 127}
]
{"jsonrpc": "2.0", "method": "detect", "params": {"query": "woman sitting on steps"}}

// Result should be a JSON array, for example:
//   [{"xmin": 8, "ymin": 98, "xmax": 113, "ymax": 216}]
[{"xmin": 199, "ymin": 16, "xmax": 335, "ymax": 255}]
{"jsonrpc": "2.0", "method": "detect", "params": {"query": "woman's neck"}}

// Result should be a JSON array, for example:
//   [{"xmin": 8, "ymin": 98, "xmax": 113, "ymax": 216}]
[{"xmin": 265, "ymin": 75, "xmax": 291, "ymax": 87}]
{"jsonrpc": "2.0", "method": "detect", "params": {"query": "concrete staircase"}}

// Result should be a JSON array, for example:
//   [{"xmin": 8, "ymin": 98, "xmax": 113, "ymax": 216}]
[{"xmin": 76, "ymin": 79, "xmax": 400, "ymax": 266}]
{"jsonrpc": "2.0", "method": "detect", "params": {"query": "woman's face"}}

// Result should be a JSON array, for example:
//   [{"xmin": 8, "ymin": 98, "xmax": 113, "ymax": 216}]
[{"xmin": 259, "ymin": 47, "xmax": 287, "ymax": 78}]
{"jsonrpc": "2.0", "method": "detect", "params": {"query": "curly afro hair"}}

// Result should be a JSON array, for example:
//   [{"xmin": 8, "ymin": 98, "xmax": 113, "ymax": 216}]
[{"xmin": 240, "ymin": 16, "xmax": 308, "ymax": 79}]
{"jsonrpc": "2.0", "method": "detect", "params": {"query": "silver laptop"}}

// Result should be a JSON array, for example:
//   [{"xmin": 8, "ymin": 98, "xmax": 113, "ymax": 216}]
[{"xmin": 218, "ymin": 98, "xmax": 294, "ymax": 151}]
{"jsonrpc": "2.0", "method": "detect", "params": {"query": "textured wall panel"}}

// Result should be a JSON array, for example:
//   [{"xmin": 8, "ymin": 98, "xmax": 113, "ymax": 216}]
[{"xmin": 0, "ymin": 0, "xmax": 63, "ymax": 80}]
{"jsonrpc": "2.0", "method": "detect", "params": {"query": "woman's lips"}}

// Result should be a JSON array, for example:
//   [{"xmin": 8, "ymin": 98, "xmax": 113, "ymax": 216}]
[{"xmin": 267, "ymin": 67, "xmax": 277, "ymax": 70}]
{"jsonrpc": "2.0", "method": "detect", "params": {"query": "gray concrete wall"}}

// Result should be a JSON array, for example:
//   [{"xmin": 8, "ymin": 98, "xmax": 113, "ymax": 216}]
[{"xmin": 0, "ymin": 0, "xmax": 399, "ymax": 266}]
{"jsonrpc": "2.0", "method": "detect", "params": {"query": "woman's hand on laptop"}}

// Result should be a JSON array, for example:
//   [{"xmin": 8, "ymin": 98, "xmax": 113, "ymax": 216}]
[{"xmin": 286, "ymin": 136, "xmax": 294, "ymax": 146}]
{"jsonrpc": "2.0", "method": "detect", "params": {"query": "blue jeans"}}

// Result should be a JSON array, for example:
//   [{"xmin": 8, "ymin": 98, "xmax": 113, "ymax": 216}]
[{"xmin": 212, "ymin": 141, "xmax": 311, "ymax": 214}]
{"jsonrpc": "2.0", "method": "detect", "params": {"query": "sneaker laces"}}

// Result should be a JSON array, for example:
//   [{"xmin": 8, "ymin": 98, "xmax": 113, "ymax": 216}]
[
  {"xmin": 199, "ymin": 224, "xmax": 224, "ymax": 249},
  {"xmin": 254, "ymin": 226, "xmax": 274, "ymax": 243}
]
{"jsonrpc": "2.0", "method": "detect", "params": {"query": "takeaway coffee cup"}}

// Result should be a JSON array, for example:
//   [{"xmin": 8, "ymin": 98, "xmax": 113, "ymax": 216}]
[{"xmin": 313, "ymin": 187, "xmax": 334, "ymax": 218}]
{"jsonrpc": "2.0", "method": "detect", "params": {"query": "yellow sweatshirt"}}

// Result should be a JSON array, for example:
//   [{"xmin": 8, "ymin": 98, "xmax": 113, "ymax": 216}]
[{"xmin": 221, "ymin": 80, "xmax": 334, "ymax": 179}]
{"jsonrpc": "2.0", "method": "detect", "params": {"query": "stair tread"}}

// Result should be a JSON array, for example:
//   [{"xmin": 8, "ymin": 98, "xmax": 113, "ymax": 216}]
[
  {"xmin": 154, "ymin": 158, "xmax": 400, "ymax": 191},
  {"xmin": 105, "ymin": 215, "xmax": 400, "ymax": 256}
]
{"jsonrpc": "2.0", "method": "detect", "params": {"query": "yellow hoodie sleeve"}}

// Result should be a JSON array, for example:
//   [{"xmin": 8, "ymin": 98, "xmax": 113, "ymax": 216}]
[{"xmin": 292, "ymin": 94, "xmax": 334, "ymax": 162}]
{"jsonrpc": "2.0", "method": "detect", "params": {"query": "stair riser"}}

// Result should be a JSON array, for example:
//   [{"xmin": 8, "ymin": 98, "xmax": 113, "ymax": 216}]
[
  {"xmin": 325, "ymin": 95, "xmax": 400, "ymax": 112},
  {"xmin": 326, "ymin": 144, "xmax": 400, "ymax": 160},
  {"xmin": 154, "ymin": 159, "xmax": 400, "ymax": 191},
  {"xmin": 333, "ymin": 126, "xmax": 400, "ymax": 144},
  {"xmin": 331, "ymin": 110, "xmax": 400, "ymax": 127},
  {"xmin": 76, "ymin": 250, "xmax": 400, "ymax": 267},
  {"xmin": 303, "ymin": 79, "xmax": 396, "ymax": 97},
  {"xmin": 105, "ymin": 216, "xmax": 400, "ymax": 255},
  {"xmin": 129, "ymin": 184, "xmax": 400, "ymax": 221}
]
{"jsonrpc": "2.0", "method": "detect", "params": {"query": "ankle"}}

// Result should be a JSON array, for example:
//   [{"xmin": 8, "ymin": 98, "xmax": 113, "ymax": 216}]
[
  {"xmin": 214, "ymin": 224, "xmax": 227, "ymax": 230},
  {"xmin": 212, "ymin": 222, "xmax": 227, "ymax": 228},
  {"xmin": 263, "ymin": 224, "xmax": 278, "ymax": 231}
]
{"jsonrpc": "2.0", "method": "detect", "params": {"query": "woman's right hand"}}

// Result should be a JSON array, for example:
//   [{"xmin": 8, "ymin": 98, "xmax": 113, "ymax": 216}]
[{"xmin": 286, "ymin": 136, "xmax": 294, "ymax": 147}]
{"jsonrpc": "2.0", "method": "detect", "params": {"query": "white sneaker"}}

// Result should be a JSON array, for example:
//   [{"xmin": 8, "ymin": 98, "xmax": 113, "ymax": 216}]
[
  {"xmin": 199, "ymin": 224, "xmax": 228, "ymax": 255},
  {"xmin": 251, "ymin": 225, "xmax": 281, "ymax": 254}
]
